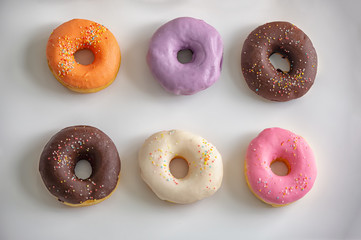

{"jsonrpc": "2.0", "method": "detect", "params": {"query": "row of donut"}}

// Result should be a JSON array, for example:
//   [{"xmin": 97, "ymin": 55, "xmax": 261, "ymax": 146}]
[
  {"xmin": 46, "ymin": 17, "xmax": 318, "ymax": 102},
  {"xmin": 39, "ymin": 125, "xmax": 317, "ymax": 207}
]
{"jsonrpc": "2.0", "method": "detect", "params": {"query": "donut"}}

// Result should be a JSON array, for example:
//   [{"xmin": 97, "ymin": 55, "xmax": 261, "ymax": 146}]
[
  {"xmin": 241, "ymin": 21, "xmax": 317, "ymax": 101},
  {"xmin": 46, "ymin": 19, "xmax": 121, "ymax": 93},
  {"xmin": 139, "ymin": 130, "xmax": 223, "ymax": 204},
  {"xmin": 147, "ymin": 17, "xmax": 223, "ymax": 95},
  {"xmin": 39, "ymin": 125, "xmax": 121, "ymax": 207},
  {"xmin": 245, "ymin": 127, "xmax": 317, "ymax": 207}
]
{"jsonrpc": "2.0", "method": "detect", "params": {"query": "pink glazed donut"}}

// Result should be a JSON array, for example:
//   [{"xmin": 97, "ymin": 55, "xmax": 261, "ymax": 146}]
[
  {"xmin": 245, "ymin": 128, "xmax": 317, "ymax": 207},
  {"xmin": 147, "ymin": 17, "xmax": 223, "ymax": 95}
]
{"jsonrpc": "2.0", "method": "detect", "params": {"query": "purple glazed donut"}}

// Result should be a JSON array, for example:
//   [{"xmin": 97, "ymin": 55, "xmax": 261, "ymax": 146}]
[{"xmin": 147, "ymin": 17, "xmax": 223, "ymax": 95}]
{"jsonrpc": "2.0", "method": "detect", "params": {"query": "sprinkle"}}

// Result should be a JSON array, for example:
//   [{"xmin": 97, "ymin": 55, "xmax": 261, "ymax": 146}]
[{"xmin": 55, "ymin": 23, "xmax": 108, "ymax": 77}]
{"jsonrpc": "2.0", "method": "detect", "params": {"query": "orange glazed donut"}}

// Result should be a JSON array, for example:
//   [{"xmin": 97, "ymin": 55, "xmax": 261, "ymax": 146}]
[{"xmin": 46, "ymin": 19, "xmax": 121, "ymax": 93}]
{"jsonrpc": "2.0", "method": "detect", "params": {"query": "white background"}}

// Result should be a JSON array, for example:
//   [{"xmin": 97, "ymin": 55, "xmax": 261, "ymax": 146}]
[{"xmin": 1, "ymin": 0, "xmax": 361, "ymax": 239}]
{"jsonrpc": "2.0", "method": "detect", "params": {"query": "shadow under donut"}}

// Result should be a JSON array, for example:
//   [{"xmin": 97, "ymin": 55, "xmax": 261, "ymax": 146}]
[
  {"xmin": 222, "ymin": 132, "xmax": 272, "ymax": 210},
  {"xmin": 121, "ymin": 22, "xmax": 172, "ymax": 99},
  {"xmin": 17, "ymin": 131, "xmax": 67, "ymax": 209},
  {"xmin": 23, "ymin": 23, "xmax": 71, "ymax": 95},
  {"xmin": 119, "ymin": 132, "xmax": 185, "ymax": 209},
  {"xmin": 226, "ymin": 25, "xmax": 269, "ymax": 103}
]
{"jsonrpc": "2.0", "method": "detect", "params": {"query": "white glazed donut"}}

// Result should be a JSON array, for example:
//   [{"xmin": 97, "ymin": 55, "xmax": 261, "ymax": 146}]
[{"xmin": 138, "ymin": 130, "xmax": 223, "ymax": 204}]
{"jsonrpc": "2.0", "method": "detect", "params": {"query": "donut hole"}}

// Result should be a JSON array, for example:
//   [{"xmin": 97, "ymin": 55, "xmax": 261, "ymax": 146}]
[
  {"xmin": 74, "ymin": 48, "xmax": 95, "ymax": 65},
  {"xmin": 169, "ymin": 157, "xmax": 189, "ymax": 179},
  {"xmin": 269, "ymin": 53, "xmax": 291, "ymax": 73},
  {"xmin": 270, "ymin": 158, "xmax": 290, "ymax": 176},
  {"xmin": 177, "ymin": 49, "xmax": 193, "ymax": 64},
  {"xmin": 74, "ymin": 160, "xmax": 92, "ymax": 179}
]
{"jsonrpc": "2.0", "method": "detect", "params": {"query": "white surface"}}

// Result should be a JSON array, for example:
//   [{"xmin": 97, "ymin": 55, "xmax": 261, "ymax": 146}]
[{"xmin": 1, "ymin": 0, "xmax": 361, "ymax": 239}]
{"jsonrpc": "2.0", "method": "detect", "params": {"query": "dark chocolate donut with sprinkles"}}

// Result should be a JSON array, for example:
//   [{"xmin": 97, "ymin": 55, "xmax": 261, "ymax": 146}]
[
  {"xmin": 241, "ymin": 21, "xmax": 317, "ymax": 101},
  {"xmin": 39, "ymin": 125, "xmax": 121, "ymax": 207}
]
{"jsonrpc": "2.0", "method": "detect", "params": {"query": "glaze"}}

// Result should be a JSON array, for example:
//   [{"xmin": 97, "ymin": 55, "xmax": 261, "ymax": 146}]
[
  {"xmin": 245, "ymin": 128, "xmax": 317, "ymax": 206},
  {"xmin": 139, "ymin": 130, "xmax": 223, "ymax": 204},
  {"xmin": 147, "ymin": 17, "xmax": 223, "ymax": 95},
  {"xmin": 241, "ymin": 21, "xmax": 317, "ymax": 101},
  {"xmin": 46, "ymin": 19, "xmax": 121, "ymax": 93},
  {"xmin": 39, "ymin": 125, "xmax": 121, "ymax": 206}
]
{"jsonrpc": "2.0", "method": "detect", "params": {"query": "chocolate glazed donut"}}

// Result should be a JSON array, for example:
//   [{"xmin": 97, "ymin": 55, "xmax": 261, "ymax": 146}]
[
  {"xmin": 39, "ymin": 125, "xmax": 121, "ymax": 206},
  {"xmin": 241, "ymin": 21, "xmax": 317, "ymax": 101}
]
